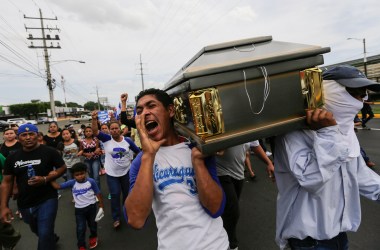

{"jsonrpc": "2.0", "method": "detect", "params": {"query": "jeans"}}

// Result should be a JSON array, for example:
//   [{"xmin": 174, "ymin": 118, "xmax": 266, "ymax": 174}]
[
  {"xmin": 84, "ymin": 158, "xmax": 101, "ymax": 190},
  {"xmin": 106, "ymin": 173, "xmax": 130, "ymax": 222},
  {"xmin": 288, "ymin": 232, "xmax": 349, "ymax": 250},
  {"xmin": 218, "ymin": 175, "xmax": 244, "ymax": 249},
  {"xmin": 19, "ymin": 198, "xmax": 58, "ymax": 250},
  {"xmin": 75, "ymin": 203, "xmax": 97, "ymax": 248}
]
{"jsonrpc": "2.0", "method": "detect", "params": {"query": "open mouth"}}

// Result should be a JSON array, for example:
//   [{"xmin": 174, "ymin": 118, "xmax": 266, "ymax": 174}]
[{"xmin": 145, "ymin": 120, "xmax": 158, "ymax": 132}]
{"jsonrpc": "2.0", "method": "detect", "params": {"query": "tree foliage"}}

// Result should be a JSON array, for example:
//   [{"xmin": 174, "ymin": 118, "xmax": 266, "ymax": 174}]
[
  {"xmin": 67, "ymin": 102, "xmax": 83, "ymax": 108},
  {"xmin": 9, "ymin": 102, "xmax": 50, "ymax": 118},
  {"xmin": 84, "ymin": 101, "xmax": 103, "ymax": 111}
]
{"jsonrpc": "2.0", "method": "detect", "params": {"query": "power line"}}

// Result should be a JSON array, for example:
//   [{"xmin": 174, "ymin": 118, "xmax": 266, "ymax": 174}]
[{"xmin": 0, "ymin": 53, "xmax": 45, "ymax": 79}]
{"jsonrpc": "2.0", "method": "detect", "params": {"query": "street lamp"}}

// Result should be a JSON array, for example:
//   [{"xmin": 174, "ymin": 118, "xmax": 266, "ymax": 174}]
[
  {"xmin": 51, "ymin": 60, "xmax": 85, "ymax": 65},
  {"xmin": 48, "ymin": 59, "xmax": 85, "ymax": 120},
  {"xmin": 347, "ymin": 37, "xmax": 367, "ymax": 75}
]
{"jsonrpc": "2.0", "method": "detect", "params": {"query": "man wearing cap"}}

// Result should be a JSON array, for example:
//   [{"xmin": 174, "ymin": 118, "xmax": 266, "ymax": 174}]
[
  {"xmin": 274, "ymin": 65, "xmax": 380, "ymax": 250},
  {"xmin": 0, "ymin": 124, "xmax": 66, "ymax": 250}
]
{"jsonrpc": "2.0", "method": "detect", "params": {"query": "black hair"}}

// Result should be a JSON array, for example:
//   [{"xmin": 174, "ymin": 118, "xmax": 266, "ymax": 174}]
[
  {"xmin": 135, "ymin": 88, "xmax": 173, "ymax": 108},
  {"xmin": 70, "ymin": 162, "xmax": 87, "ymax": 174},
  {"xmin": 3, "ymin": 127, "xmax": 14, "ymax": 133},
  {"xmin": 49, "ymin": 121, "xmax": 58, "ymax": 126}
]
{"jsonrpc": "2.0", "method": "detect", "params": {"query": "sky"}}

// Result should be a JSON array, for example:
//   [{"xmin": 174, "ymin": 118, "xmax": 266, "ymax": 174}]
[{"xmin": 1, "ymin": 0, "xmax": 380, "ymax": 108}]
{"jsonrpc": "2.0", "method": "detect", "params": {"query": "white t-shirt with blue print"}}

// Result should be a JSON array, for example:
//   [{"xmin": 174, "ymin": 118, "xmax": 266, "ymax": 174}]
[
  {"xmin": 60, "ymin": 178, "xmax": 100, "ymax": 209},
  {"xmin": 97, "ymin": 132, "xmax": 140, "ymax": 177},
  {"xmin": 129, "ymin": 142, "xmax": 228, "ymax": 250}
]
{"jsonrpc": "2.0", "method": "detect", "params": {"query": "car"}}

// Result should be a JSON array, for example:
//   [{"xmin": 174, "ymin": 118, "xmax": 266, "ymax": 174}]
[
  {"xmin": 7, "ymin": 118, "xmax": 37, "ymax": 125},
  {"xmin": 0, "ymin": 120, "xmax": 9, "ymax": 131},
  {"xmin": 7, "ymin": 118, "xmax": 26, "ymax": 125},
  {"xmin": 69, "ymin": 115, "xmax": 92, "ymax": 124},
  {"xmin": 37, "ymin": 117, "xmax": 51, "ymax": 124}
]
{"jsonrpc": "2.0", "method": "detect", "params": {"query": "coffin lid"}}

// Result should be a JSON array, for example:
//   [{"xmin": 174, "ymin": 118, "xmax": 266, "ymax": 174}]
[{"xmin": 164, "ymin": 36, "xmax": 330, "ymax": 91}]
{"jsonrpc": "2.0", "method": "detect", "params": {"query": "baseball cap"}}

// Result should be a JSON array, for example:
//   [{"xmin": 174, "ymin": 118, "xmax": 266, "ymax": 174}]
[
  {"xmin": 17, "ymin": 124, "xmax": 38, "ymax": 135},
  {"xmin": 323, "ymin": 65, "xmax": 380, "ymax": 92}
]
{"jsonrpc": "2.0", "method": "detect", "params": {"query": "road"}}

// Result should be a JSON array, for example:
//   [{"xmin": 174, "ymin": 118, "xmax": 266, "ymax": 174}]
[{"xmin": 5, "ymin": 118, "xmax": 380, "ymax": 249}]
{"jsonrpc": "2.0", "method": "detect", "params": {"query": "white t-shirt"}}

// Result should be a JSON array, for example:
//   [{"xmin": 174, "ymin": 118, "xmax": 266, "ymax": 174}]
[
  {"xmin": 130, "ymin": 142, "xmax": 228, "ymax": 250},
  {"xmin": 97, "ymin": 132, "xmax": 140, "ymax": 177}
]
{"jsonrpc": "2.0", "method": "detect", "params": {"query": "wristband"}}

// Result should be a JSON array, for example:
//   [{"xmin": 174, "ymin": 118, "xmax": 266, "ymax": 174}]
[{"xmin": 43, "ymin": 176, "xmax": 47, "ymax": 184}]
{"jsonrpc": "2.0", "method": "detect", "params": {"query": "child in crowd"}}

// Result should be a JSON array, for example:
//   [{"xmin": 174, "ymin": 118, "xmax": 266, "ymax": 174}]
[
  {"xmin": 79, "ymin": 127, "xmax": 101, "ymax": 189},
  {"xmin": 37, "ymin": 132, "xmax": 44, "ymax": 144},
  {"xmin": 50, "ymin": 162, "xmax": 104, "ymax": 250},
  {"xmin": 57, "ymin": 128, "xmax": 82, "ymax": 180}
]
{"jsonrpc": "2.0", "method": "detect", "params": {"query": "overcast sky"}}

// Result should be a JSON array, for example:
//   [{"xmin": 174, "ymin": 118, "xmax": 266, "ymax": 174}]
[{"xmin": 1, "ymin": 0, "xmax": 380, "ymax": 107}]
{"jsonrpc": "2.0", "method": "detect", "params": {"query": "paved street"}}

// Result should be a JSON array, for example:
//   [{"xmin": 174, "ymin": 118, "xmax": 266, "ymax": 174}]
[{"xmin": 5, "ymin": 118, "xmax": 380, "ymax": 249}]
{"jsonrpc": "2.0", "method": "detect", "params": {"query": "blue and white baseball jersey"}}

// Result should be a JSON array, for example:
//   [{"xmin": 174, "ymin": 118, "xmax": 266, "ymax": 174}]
[
  {"xmin": 130, "ymin": 142, "xmax": 228, "ymax": 250},
  {"xmin": 60, "ymin": 178, "xmax": 100, "ymax": 209}
]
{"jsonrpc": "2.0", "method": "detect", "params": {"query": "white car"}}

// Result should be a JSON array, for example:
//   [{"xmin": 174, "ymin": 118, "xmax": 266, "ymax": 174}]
[{"xmin": 7, "ymin": 118, "xmax": 38, "ymax": 125}]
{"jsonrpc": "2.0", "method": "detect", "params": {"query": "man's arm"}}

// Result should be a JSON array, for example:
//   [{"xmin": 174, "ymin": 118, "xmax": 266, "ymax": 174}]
[
  {"xmin": 275, "ymin": 109, "xmax": 348, "ymax": 193},
  {"xmin": 125, "ymin": 153, "xmax": 154, "ymax": 229},
  {"xmin": 29, "ymin": 163, "xmax": 66, "ymax": 187},
  {"xmin": 0, "ymin": 175, "xmax": 14, "ymax": 223},
  {"xmin": 120, "ymin": 93, "xmax": 136, "ymax": 128},
  {"xmin": 91, "ymin": 111, "xmax": 99, "ymax": 136},
  {"xmin": 192, "ymin": 148, "xmax": 224, "ymax": 217},
  {"xmin": 125, "ymin": 112, "xmax": 164, "ymax": 229},
  {"xmin": 251, "ymin": 145, "xmax": 275, "ymax": 180}
]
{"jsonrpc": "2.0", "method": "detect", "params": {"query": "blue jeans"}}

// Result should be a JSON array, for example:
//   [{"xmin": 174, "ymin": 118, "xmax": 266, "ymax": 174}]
[
  {"xmin": 106, "ymin": 173, "xmax": 130, "ymax": 222},
  {"xmin": 20, "ymin": 198, "xmax": 58, "ymax": 250},
  {"xmin": 75, "ymin": 203, "xmax": 97, "ymax": 248},
  {"xmin": 84, "ymin": 158, "xmax": 101, "ymax": 190},
  {"xmin": 288, "ymin": 232, "xmax": 349, "ymax": 250}
]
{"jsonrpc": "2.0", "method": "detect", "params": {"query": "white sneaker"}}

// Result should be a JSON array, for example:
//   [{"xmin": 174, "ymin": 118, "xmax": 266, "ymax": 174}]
[{"xmin": 266, "ymin": 151, "xmax": 272, "ymax": 156}]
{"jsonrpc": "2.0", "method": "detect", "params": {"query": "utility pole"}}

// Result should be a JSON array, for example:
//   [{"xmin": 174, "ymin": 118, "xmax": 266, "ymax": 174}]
[
  {"xmin": 139, "ymin": 54, "xmax": 145, "ymax": 91},
  {"xmin": 363, "ymin": 38, "xmax": 368, "ymax": 76},
  {"xmin": 96, "ymin": 86, "xmax": 101, "ymax": 110},
  {"xmin": 61, "ymin": 76, "xmax": 67, "ymax": 107},
  {"xmin": 347, "ymin": 37, "xmax": 368, "ymax": 76},
  {"xmin": 25, "ymin": 9, "xmax": 61, "ymax": 121}
]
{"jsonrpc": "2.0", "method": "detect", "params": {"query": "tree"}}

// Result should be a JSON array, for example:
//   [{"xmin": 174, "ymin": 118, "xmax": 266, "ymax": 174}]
[
  {"xmin": 54, "ymin": 100, "xmax": 63, "ymax": 106},
  {"xmin": 66, "ymin": 102, "xmax": 83, "ymax": 108},
  {"xmin": 9, "ymin": 103, "xmax": 49, "ymax": 118},
  {"xmin": 84, "ymin": 101, "xmax": 104, "ymax": 111}
]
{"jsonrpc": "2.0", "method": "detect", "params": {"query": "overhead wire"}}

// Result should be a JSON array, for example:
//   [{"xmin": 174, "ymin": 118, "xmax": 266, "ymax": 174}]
[
  {"xmin": 0, "ymin": 54, "xmax": 45, "ymax": 79},
  {"xmin": 140, "ymin": 1, "xmax": 176, "ymax": 58},
  {"xmin": 149, "ymin": 0, "xmax": 243, "ymax": 69},
  {"xmin": 40, "ymin": 0, "xmax": 108, "ymax": 103}
]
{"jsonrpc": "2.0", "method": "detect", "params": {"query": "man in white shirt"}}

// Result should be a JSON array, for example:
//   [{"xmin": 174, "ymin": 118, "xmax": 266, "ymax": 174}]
[
  {"xmin": 274, "ymin": 65, "xmax": 380, "ymax": 250},
  {"xmin": 125, "ymin": 88, "xmax": 228, "ymax": 250}
]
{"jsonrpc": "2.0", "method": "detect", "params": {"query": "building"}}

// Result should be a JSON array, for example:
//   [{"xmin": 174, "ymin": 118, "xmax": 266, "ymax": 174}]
[{"xmin": 327, "ymin": 54, "xmax": 380, "ymax": 82}]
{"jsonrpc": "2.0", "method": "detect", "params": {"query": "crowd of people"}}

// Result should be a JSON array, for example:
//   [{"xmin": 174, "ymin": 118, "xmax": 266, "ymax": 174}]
[{"xmin": 1, "ymin": 65, "xmax": 380, "ymax": 250}]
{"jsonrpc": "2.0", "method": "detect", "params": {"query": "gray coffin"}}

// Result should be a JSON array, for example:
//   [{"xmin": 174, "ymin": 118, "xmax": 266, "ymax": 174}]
[{"xmin": 164, "ymin": 36, "xmax": 330, "ymax": 154}]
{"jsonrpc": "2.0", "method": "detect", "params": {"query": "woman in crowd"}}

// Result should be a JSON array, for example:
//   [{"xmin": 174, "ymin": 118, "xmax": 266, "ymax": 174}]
[
  {"xmin": 0, "ymin": 128, "xmax": 21, "ymax": 157},
  {"xmin": 57, "ymin": 128, "xmax": 82, "ymax": 181},
  {"xmin": 43, "ymin": 121, "xmax": 62, "ymax": 149},
  {"xmin": 91, "ymin": 111, "xmax": 140, "ymax": 229}
]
